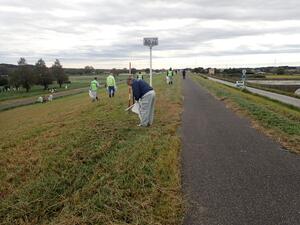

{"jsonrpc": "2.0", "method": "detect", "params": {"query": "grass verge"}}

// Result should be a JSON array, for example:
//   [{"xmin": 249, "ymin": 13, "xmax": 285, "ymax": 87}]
[
  {"xmin": 205, "ymin": 74, "xmax": 300, "ymax": 98},
  {"xmin": 245, "ymin": 83, "xmax": 300, "ymax": 99},
  {"xmin": 0, "ymin": 75, "xmax": 183, "ymax": 225},
  {"xmin": 191, "ymin": 74, "xmax": 300, "ymax": 154}
]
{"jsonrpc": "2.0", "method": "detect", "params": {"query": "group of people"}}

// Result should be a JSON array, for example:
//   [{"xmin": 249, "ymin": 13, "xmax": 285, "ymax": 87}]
[
  {"xmin": 36, "ymin": 88, "xmax": 56, "ymax": 103},
  {"xmin": 166, "ymin": 68, "xmax": 187, "ymax": 84},
  {"xmin": 89, "ymin": 74, "xmax": 117, "ymax": 101},
  {"xmin": 89, "ymin": 73, "xmax": 155, "ymax": 127},
  {"xmin": 89, "ymin": 69, "xmax": 186, "ymax": 127},
  {"xmin": 37, "ymin": 94, "xmax": 53, "ymax": 103},
  {"xmin": 0, "ymin": 86, "xmax": 20, "ymax": 92}
]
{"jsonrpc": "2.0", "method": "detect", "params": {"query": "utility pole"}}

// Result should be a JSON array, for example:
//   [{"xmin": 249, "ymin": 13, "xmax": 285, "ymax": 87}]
[
  {"xmin": 150, "ymin": 46, "xmax": 152, "ymax": 86},
  {"xmin": 128, "ymin": 62, "xmax": 132, "ymax": 107}
]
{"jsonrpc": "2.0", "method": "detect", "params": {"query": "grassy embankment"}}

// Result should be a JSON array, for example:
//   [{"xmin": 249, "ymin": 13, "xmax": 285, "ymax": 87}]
[
  {"xmin": 208, "ymin": 74, "xmax": 300, "ymax": 99},
  {"xmin": 265, "ymin": 74, "xmax": 300, "ymax": 80},
  {"xmin": 0, "ymin": 75, "xmax": 128, "ymax": 102},
  {"xmin": 245, "ymin": 83, "xmax": 300, "ymax": 99},
  {"xmin": 192, "ymin": 75, "xmax": 300, "ymax": 154},
  {"xmin": 215, "ymin": 74, "xmax": 300, "ymax": 80},
  {"xmin": 0, "ymin": 75, "xmax": 183, "ymax": 225}
]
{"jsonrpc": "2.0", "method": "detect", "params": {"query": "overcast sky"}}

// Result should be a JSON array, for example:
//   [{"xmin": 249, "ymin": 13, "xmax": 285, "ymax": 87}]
[{"xmin": 0, "ymin": 0, "xmax": 300, "ymax": 68}]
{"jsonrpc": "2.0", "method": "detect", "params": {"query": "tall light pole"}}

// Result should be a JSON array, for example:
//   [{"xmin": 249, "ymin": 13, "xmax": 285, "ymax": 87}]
[{"xmin": 143, "ymin": 37, "xmax": 158, "ymax": 87}]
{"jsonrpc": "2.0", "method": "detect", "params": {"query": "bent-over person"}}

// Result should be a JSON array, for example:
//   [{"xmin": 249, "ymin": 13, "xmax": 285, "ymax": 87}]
[{"xmin": 127, "ymin": 77, "xmax": 156, "ymax": 127}]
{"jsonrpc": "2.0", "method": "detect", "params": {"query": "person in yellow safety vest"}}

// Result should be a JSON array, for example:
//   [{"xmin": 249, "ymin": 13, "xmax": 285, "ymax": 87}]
[
  {"xmin": 167, "ymin": 67, "xmax": 174, "ymax": 85},
  {"xmin": 106, "ymin": 74, "xmax": 117, "ymax": 98},
  {"xmin": 90, "ymin": 77, "xmax": 100, "ymax": 101},
  {"xmin": 137, "ymin": 72, "xmax": 144, "ymax": 80}
]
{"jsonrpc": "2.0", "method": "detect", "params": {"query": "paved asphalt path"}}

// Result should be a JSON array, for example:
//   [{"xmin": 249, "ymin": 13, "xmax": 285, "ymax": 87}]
[
  {"xmin": 208, "ymin": 77, "xmax": 300, "ymax": 108},
  {"xmin": 182, "ymin": 77, "xmax": 300, "ymax": 225}
]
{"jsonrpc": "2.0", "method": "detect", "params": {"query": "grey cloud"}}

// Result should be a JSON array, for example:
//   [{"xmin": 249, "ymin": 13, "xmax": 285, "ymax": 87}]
[
  {"xmin": 1, "ymin": 0, "xmax": 300, "ymax": 66},
  {"xmin": 165, "ymin": 44, "xmax": 300, "ymax": 58}
]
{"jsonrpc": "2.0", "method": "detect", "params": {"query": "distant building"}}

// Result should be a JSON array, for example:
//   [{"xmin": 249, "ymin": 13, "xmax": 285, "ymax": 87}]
[{"xmin": 255, "ymin": 69, "xmax": 265, "ymax": 74}]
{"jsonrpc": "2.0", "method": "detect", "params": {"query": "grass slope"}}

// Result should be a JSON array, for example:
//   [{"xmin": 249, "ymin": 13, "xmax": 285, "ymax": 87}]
[
  {"xmin": 0, "ymin": 75, "xmax": 183, "ymax": 225},
  {"xmin": 192, "ymin": 75, "xmax": 300, "ymax": 154},
  {"xmin": 0, "ymin": 75, "xmax": 128, "ymax": 102},
  {"xmin": 265, "ymin": 74, "xmax": 300, "ymax": 80}
]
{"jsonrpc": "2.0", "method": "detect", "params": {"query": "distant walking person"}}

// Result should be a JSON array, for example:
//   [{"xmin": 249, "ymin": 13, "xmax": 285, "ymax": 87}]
[
  {"xmin": 106, "ymin": 74, "xmax": 116, "ymax": 98},
  {"xmin": 167, "ymin": 67, "xmax": 174, "ymax": 85},
  {"xmin": 127, "ymin": 77, "xmax": 156, "ymax": 127},
  {"xmin": 137, "ymin": 72, "xmax": 144, "ymax": 80},
  {"xmin": 182, "ymin": 69, "xmax": 186, "ymax": 79},
  {"xmin": 90, "ymin": 77, "xmax": 100, "ymax": 101}
]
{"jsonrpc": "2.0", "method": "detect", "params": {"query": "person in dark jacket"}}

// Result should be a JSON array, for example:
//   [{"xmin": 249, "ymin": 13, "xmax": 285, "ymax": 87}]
[
  {"xmin": 127, "ymin": 77, "xmax": 156, "ymax": 127},
  {"xmin": 182, "ymin": 69, "xmax": 186, "ymax": 79}
]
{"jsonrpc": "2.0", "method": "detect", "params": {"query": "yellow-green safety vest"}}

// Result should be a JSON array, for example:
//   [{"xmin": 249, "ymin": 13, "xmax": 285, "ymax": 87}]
[
  {"xmin": 106, "ymin": 75, "xmax": 116, "ymax": 87},
  {"xmin": 90, "ymin": 80, "xmax": 98, "ymax": 91}
]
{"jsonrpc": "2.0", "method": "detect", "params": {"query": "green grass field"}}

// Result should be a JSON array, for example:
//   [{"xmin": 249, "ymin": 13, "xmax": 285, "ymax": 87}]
[
  {"xmin": 0, "ymin": 75, "xmax": 89, "ymax": 102},
  {"xmin": 0, "ymin": 75, "xmax": 129, "ymax": 102},
  {"xmin": 192, "ymin": 75, "xmax": 300, "ymax": 154},
  {"xmin": 0, "ymin": 75, "xmax": 183, "ymax": 224},
  {"xmin": 265, "ymin": 74, "xmax": 300, "ymax": 80}
]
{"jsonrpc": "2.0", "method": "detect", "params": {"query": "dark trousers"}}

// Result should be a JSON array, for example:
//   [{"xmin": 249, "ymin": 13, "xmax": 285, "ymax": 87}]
[{"xmin": 108, "ymin": 86, "xmax": 115, "ymax": 98}]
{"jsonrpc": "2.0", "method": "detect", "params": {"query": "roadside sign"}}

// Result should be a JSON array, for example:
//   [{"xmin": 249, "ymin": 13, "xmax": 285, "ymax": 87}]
[
  {"xmin": 143, "ymin": 37, "xmax": 159, "ymax": 87},
  {"xmin": 241, "ymin": 69, "xmax": 247, "ymax": 83},
  {"xmin": 144, "ymin": 38, "xmax": 158, "ymax": 48}
]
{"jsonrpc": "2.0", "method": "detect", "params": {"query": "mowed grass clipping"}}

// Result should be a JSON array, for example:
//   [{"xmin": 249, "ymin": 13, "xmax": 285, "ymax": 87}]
[
  {"xmin": 192, "ymin": 75, "xmax": 300, "ymax": 154},
  {"xmin": 0, "ymin": 75, "xmax": 183, "ymax": 225}
]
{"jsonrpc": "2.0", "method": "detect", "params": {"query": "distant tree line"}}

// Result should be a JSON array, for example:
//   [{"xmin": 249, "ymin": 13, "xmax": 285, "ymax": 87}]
[
  {"xmin": 0, "ymin": 58, "xmax": 68, "ymax": 92},
  {"xmin": 192, "ymin": 67, "xmax": 207, "ymax": 74},
  {"xmin": 64, "ymin": 66, "xmax": 124, "ymax": 75},
  {"xmin": 189, "ymin": 66, "xmax": 300, "ymax": 76},
  {"xmin": 63, "ymin": 67, "xmax": 158, "ymax": 77}
]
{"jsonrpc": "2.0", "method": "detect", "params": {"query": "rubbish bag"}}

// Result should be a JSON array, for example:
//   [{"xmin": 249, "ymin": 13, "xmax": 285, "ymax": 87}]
[
  {"xmin": 166, "ymin": 76, "xmax": 170, "ymax": 84},
  {"xmin": 125, "ymin": 102, "xmax": 142, "ymax": 120},
  {"xmin": 89, "ymin": 90, "xmax": 96, "ymax": 100},
  {"xmin": 37, "ymin": 96, "xmax": 43, "ymax": 103},
  {"xmin": 131, "ymin": 102, "xmax": 140, "ymax": 114},
  {"xmin": 48, "ymin": 94, "xmax": 53, "ymax": 102},
  {"xmin": 132, "ymin": 102, "xmax": 142, "ymax": 121}
]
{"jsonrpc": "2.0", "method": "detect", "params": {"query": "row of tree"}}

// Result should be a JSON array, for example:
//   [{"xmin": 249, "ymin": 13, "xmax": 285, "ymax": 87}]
[{"xmin": 2, "ymin": 58, "xmax": 68, "ymax": 92}]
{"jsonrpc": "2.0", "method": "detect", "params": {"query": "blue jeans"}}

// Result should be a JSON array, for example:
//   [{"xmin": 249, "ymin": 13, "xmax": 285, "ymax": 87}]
[{"xmin": 108, "ymin": 86, "xmax": 115, "ymax": 98}]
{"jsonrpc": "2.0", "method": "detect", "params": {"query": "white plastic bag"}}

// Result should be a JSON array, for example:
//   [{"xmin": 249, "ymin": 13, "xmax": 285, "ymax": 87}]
[
  {"xmin": 125, "ymin": 102, "xmax": 142, "ymax": 120},
  {"xmin": 132, "ymin": 102, "xmax": 142, "ymax": 121},
  {"xmin": 166, "ymin": 76, "xmax": 170, "ymax": 84},
  {"xmin": 89, "ymin": 90, "xmax": 93, "ymax": 98},
  {"xmin": 89, "ymin": 90, "xmax": 97, "ymax": 100},
  {"xmin": 48, "ymin": 94, "xmax": 53, "ymax": 102},
  {"xmin": 131, "ymin": 102, "xmax": 140, "ymax": 114}
]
